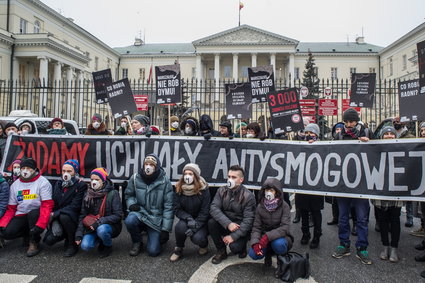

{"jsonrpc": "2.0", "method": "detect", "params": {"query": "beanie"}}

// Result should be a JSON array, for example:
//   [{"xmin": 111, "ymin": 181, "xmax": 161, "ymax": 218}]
[
  {"xmin": 343, "ymin": 108, "xmax": 360, "ymax": 122},
  {"xmin": 133, "ymin": 114, "xmax": 150, "ymax": 126},
  {"xmin": 51, "ymin": 117, "xmax": 64, "ymax": 126},
  {"xmin": 380, "ymin": 126, "xmax": 397, "ymax": 139},
  {"xmin": 144, "ymin": 154, "xmax": 160, "ymax": 168},
  {"xmin": 185, "ymin": 119, "xmax": 196, "ymax": 130},
  {"xmin": 304, "ymin": 123, "xmax": 320, "ymax": 136},
  {"xmin": 92, "ymin": 113, "xmax": 103, "ymax": 123},
  {"xmin": 151, "ymin": 126, "xmax": 160, "ymax": 135},
  {"xmin": 90, "ymin": 168, "xmax": 108, "ymax": 182},
  {"xmin": 4, "ymin": 122, "xmax": 18, "ymax": 131},
  {"xmin": 64, "ymin": 159, "xmax": 80, "ymax": 174},
  {"xmin": 236, "ymin": 122, "xmax": 247, "ymax": 131},
  {"xmin": 170, "ymin": 116, "xmax": 179, "ymax": 123},
  {"xmin": 12, "ymin": 159, "xmax": 21, "ymax": 166},
  {"xmin": 420, "ymin": 122, "xmax": 425, "ymax": 129},
  {"xmin": 19, "ymin": 121, "xmax": 33, "ymax": 132},
  {"xmin": 183, "ymin": 163, "xmax": 201, "ymax": 179},
  {"xmin": 335, "ymin": 123, "xmax": 344, "ymax": 130},
  {"xmin": 21, "ymin": 158, "xmax": 37, "ymax": 170}
]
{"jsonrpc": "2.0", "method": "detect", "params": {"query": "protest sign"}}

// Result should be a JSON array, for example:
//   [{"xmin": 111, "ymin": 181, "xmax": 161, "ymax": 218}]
[
  {"xmin": 225, "ymin": 83, "xmax": 252, "ymax": 119},
  {"xmin": 92, "ymin": 69, "xmax": 112, "ymax": 104},
  {"xmin": 106, "ymin": 78, "xmax": 138, "ymax": 118},
  {"xmin": 350, "ymin": 73, "xmax": 376, "ymax": 108},
  {"xmin": 248, "ymin": 65, "xmax": 275, "ymax": 103},
  {"xmin": 155, "ymin": 64, "xmax": 181, "ymax": 104}
]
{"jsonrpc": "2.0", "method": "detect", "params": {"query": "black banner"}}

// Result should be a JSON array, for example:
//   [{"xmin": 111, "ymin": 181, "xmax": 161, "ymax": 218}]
[
  {"xmin": 106, "ymin": 78, "xmax": 138, "ymax": 119},
  {"xmin": 398, "ymin": 79, "xmax": 425, "ymax": 122},
  {"xmin": 155, "ymin": 64, "xmax": 181, "ymax": 104},
  {"xmin": 349, "ymin": 73, "xmax": 376, "ymax": 108},
  {"xmin": 2, "ymin": 135, "xmax": 425, "ymax": 200},
  {"xmin": 267, "ymin": 88, "xmax": 304, "ymax": 134},
  {"xmin": 92, "ymin": 69, "xmax": 112, "ymax": 104},
  {"xmin": 418, "ymin": 40, "xmax": 425, "ymax": 95},
  {"xmin": 225, "ymin": 83, "xmax": 252, "ymax": 120},
  {"xmin": 248, "ymin": 65, "xmax": 275, "ymax": 103}
]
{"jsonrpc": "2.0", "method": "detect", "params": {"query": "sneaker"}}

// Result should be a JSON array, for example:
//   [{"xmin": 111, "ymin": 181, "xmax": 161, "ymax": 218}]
[
  {"xmin": 332, "ymin": 245, "xmax": 350, "ymax": 259},
  {"xmin": 389, "ymin": 247, "xmax": 399, "ymax": 263},
  {"xmin": 170, "ymin": 247, "xmax": 183, "ymax": 262},
  {"xmin": 198, "ymin": 247, "xmax": 208, "ymax": 255},
  {"xmin": 410, "ymin": 227, "xmax": 425, "ymax": 237},
  {"xmin": 379, "ymin": 246, "xmax": 389, "ymax": 260},
  {"xmin": 356, "ymin": 249, "xmax": 372, "ymax": 265}
]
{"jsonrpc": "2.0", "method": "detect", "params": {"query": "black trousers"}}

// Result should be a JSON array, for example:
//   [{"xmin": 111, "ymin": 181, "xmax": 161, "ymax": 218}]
[
  {"xmin": 174, "ymin": 219, "xmax": 208, "ymax": 248},
  {"xmin": 375, "ymin": 206, "xmax": 401, "ymax": 248},
  {"xmin": 300, "ymin": 209, "xmax": 322, "ymax": 236},
  {"xmin": 208, "ymin": 218, "xmax": 248, "ymax": 254},
  {"xmin": 43, "ymin": 213, "xmax": 77, "ymax": 246},
  {"xmin": 2, "ymin": 209, "xmax": 40, "ymax": 243}
]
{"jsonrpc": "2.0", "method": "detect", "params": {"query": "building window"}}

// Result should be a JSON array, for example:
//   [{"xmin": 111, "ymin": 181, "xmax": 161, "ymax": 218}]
[
  {"xmin": 294, "ymin": 67, "xmax": 300, "ymax": 80},
  {"xmin": 20, "ymin": 18, "xmax": 27, "ymax": 34},
  {"xmin": 331, "ymin": 67, "xmax": 338, "ymax": 80},
  {"xmin": 122, "ymin": 68, "xmax": 128, "ymax": 79},
  {"xmin": 389, "ymin": 57, "xmax": 393, "ymax": 76},
  {"xmin": 350, "ymin": 67, "xmax": 356, "ymax": 74},
  {"xmin": 208, "ymin": 68, "xmax": 214, "ymax": 80},
  {"xmin": 402, "ymin": 54, "xmax": 407, "ymax": 70},
  {"xmin": 94, "ymin": 57, "xmax": 99, "ymax": 71},
  {"xmin": 191, "ymin": 67, "xmax": 196, "ymax": 80},
  {"xmin": 33, "ymin": 20, "xmax": 40, "ymax": 33},
  {"xmin": 224, "ymin": 66, "xmax": 231, "ymax": 78},
  {"xmin": 241, "ymin": 66, "xmax": 248, "ymax": 78},
  {"xmin": 369, "ymin": 67, "xmax": 375, "ymax": 73},
  {"xmin": 139, "ymin": 68, "xmax": 145, "ymax": 80}
]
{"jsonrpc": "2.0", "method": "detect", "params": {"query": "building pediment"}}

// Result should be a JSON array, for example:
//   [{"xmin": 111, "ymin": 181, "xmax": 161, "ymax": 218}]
[{"xmin": 193, "ymin": 25, "xmax": 299, "ymax": 46}]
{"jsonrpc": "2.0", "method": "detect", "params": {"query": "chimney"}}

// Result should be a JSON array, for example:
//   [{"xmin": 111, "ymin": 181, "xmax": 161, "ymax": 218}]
[
  {"xmin": 356, "ymin": 36, "xmax": 365, "ymax": 44},
  {"xmin": 134, "ymin": 37, "xmax": 143, "ymax": 46}
]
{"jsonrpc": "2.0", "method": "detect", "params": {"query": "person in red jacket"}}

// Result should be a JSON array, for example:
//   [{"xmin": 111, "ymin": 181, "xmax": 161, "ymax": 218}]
[{"xmin": 0, "ymin": 158, "xmax": 53, "ymax": 257}]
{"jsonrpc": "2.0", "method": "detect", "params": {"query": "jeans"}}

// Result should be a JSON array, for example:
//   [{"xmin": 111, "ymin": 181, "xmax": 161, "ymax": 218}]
[
  {"xmin": 174, "ymin": 219, "xmax": 208, "ymax": 248},
  {"xmin": 249, "ymin": 237, "xmax": 288, "ymax": 260},
  {"xmin": 125, "ymin": 213, "xmax": 162, "ymax": 257},
  {"xmin": 208, "ymin": 218, "xmax": 248, "ymax": 254},
  {"xmin": 80, "ymin": 224, "xmax": 113, "ymax": 250},
  {"xmin": 338, "ymin": 197, "xmax": 370, "ymax": 248},
  {"xmin": 375, "ymin": 206, "xmax": 401, "ymax": 247}
]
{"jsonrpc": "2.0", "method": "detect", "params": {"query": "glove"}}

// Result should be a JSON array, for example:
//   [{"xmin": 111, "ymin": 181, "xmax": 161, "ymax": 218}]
[
  {"xmin": 259, "ymin": 234, "xmax": 269, "ymax": 248},
  {"xmin": 30, "ymin": 225, "xmax": 44, "ymax": 236},
  {"xmin": 145, "ymin": 132, "xmax": 152, "ymax": 138},
  {"xmin": 187, "ymin": 218, "xmax": 197, "ymax": 229},
  {"xmin": 129, "ymin": 204, "xmax": 141, "ymax": 212},
  {"xmin": 185, "ymin": 229, "xmax": 194, "ymax": 237},
  {"xmin": 203, "ymin": 133, "xmax": 212, "ymax": 140},
  {"xmin": 252, "ymin": 243, "xmax": 263, "ymax": 256},
  {"xmin": 259, "ymin": 135, "xmax": 266, "ymax": 141},
  {"xmin": 228, "ymin": 135, "xmax": 234, "ymax": 140},
  {"xmin": 90, "ymin": 221, "xmax": 100, "ymax": 231},
  {"xmin": 75, "ymin": 236, "xmax": 82, "ymax": 242}
]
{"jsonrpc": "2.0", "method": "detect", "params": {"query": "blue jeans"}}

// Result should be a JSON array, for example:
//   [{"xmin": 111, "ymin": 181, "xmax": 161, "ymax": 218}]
[
  {"xmin": 125, "ymin": 213, "xmax": 162, "ymax": 257},
  {"xmin": 249, "ymin": 237, "xmax": 288, "ymax": 260},
  {"xmin": 80, "ymin": 224, "xmax": 113, "ymax": 250},
  {"xmin": 338, "ymin": 198, "xmax": 370, "ymax": 248}
]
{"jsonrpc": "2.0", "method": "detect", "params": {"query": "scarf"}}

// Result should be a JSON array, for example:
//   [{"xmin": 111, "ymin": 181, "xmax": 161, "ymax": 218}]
[
  {"xmin": 49, "ymin": 128, "xmax": 67, "ymax": 135},
  {"xmin": 84, "ymin": 186, "xmax": 107, "ymax": 207},
  {"xmin": 20, "ymin": 170, "xmax": 38, "ymax": 182},
  {"xmin": 344, "ymin": 124, "xmax": 360, "ymax": 139},
  {"xmin": 264, "ymin": 198, "xmax": 280, "ymax": 212},
  {"xmin": 141, "ymin": 167, "xmax": 161, "ymax": 184},
  {"xmin": 62, "ymin": 175, "xmax": 79, "ymax": 188},
  {"xmin": 182, "ymin": 183, "xmax": 196, "ymax": 196}
]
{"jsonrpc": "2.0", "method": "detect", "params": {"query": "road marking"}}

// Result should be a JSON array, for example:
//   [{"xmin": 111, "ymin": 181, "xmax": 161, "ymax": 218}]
[
  {"xmin": 0, "ymin": 274, "xmax": 37, "ymax": 283},
  {"xmin": 79, "ymin": 279, "xmax": 131, "ymax": 283}
]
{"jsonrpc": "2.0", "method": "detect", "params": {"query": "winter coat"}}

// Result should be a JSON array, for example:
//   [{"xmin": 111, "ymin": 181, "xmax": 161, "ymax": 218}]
[
  {"xmin": 75, "ymin": 181, "xmax": 122, "ymax": 239},
  {"xmin": 335, "ymin": 123, "xmax": 366, "ymax": 140},
  {"xmin": 125, "ymin": 168, "xmax": 174, "ymax": 232},
  {"xmin": 397, "ymin": 127, "xmax": 414, "ymax": 139},
  {"xmin": 210, "ymin": 184, "xmax": 256, "ymax": 241},
  {"xmin": 180, "ymin": 116, "xmax": 199, "ymax": 136},
  {"xmin": 199, "ymin": 115, "xmax": 220, "ymax": 137},
  {"xmin": 114, "ymin": 127, "xmax": 128, "ymax": 135},
  {"xmin": 84, "ymin": 123, "xmax": 110, "ymax": 135},
  {"xmin": 174, "ymin": 186, "xmax": 211, "ymax": 229},
  {"xmin": 0, "ymin": 180, "xmax": 10, "ymax": 218},
  {"xmin": 295, "ymin": 194, "xmax": 324, "ymax": 211},
  {"xmin": 52, "ymin": 179, "xmax": 87, "ymax": 224}
]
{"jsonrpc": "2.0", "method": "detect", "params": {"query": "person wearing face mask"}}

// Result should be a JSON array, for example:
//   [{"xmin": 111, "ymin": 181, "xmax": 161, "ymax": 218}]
[
  {"xmin": 125, "ymin": 154, "xmax": 174, "ymax": 257},
  {"xmin": 246, "ymin": 122, "xmax": 263, "ymax": 139},
  {"xmin": 131, "ymin": 114, "xmax": 152, "ymax": 136},
  {"xmin": 163, "ymin": 115, "xmax": 181, "ymax": 136},
  {"xmin": 115, "ymin": 117, "xmax": 131, "ymax": 135},
  {"xmin": 0, "ymin": 158, "xmax": 53, "ymax": 257},
  {"xmin": 85, "ymin": 114, "xmax": 110, "ymax": 135},
  {"xmin": 198, "ymin": 114, "xmax": 219, "ymax": 139},
  {"xmin": 209, "ymin": 165, "xmax": 256, "ymax": 264},
  {"xmin": 180, "ymin": 116, "xmax": 199, "ymax": 137},
  {"xmin": 48, "ymin": 117, "xmax": 69, "ymax": 135},
  {"xmin": 4, "ymin": 123, "xmax": 19, "ymax": 137},
  {"xmin": 249, "ymin": 178, "xmax": 293, "ymax": 277},
  {"xmin": 75, "ymin": 168, "xmax": 122, "ymax": 258},
  {"xmin": 170, "ymin": 163, "xmax": 210, "ymax": 262},
  {"xmin": 7, "ymin": 159, "xmax": 21, "ymax": 186},
  {"xmin": 42, "ymin": 160, "xmax": 87, "ymax": 257},
  {"xmin": 18, "ymin": 121, "xmax": 34, "ymax": 135}
]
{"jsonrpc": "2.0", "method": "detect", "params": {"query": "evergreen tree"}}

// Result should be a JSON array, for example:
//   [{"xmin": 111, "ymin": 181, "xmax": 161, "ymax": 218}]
[{"xmin": 302, "ymin": 51, "xmax": 320, "ymax": 99}]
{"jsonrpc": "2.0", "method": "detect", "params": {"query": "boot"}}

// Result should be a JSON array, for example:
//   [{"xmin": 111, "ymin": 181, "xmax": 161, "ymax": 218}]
[
  {"xmin": 389, "ymin": 247, "xmax": 399, "ymax": 263},
  {"xmin": 129, "ymin": 242, "xmax": 143, "ymax": 256},
  {"xmin": 309, "ymin": 235, "xmax": 320, "ymax": 249},
  {"xmin": 211, "ymin": 247, "xmax": 227, "ymax": 264},
  {"xmin": 300, "ymin": 233, "xmax": 310, "ymax": 245},
  {"xmin": 99, "ymin": 245, "xmax": 112, "ymax": 258},
  {"xmin": 293, "ymin": 210, "xmax": 300, "ymax": 223},
  {"xmin": 26, "ymin": 242, "xmax": 40, "ymax": 257},
  {"xmin": 275, "ymin": 256, "xmax": 282, "ymax": 279},
  {"xmin": 198, "ymin": 247, "xmax": 208, "ymax": 255},
  {"xmin": 64, "ymin": 244, "xmax": 78, "ymax": 257},
  {"xmin": 264, "ymin": 251, "xmax": 272, "ymax": 267},
  {"xmin": 170, "ymin": 247, "xmax": 183, "ymax": 262},
  {"xmin": 327, "ymin": 218, "xmax": 338, "ymax": 225},
  {"xmin": 380, "ymin": 246, "xmax": 389, "ymax": 260},
  {"xmin": 415, "ymin": 240, "xmax": 425, "ymax": 251},
  {"xmin": 415, "ymin": 251, "xmax": 425, "ymax": 262}
]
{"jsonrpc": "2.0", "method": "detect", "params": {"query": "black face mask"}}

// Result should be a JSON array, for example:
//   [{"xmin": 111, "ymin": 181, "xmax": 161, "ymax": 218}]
[
  {"xmin": 393, "ymin": 123, "xmax": 402, "ymax": 130},
  {"xmin": 306, "ymin": 135, "xmax": 317, "ymax": 141}
]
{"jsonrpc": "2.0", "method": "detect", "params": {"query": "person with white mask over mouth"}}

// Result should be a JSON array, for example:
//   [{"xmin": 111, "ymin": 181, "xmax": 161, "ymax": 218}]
[{"xmin": 85, "ymin": 113, "xmax": 110, "ymax": 135}]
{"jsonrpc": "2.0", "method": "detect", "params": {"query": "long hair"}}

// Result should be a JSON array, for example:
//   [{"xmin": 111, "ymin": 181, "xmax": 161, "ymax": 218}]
[{"xmin": 175, "ymin": 172, "xmax": 203, "ymax": 195}]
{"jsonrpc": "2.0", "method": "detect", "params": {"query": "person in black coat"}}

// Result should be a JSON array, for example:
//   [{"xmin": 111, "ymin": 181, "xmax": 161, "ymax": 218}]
[
  {"xmin": 170, "ymin": 163, "xmax": 210, "ymax": 262},
  {"xmin": 199, "ymin": 114, "xmax": 219, "ymax": 139},
  {"xmin": 43, "ymin": 159, "xmax": 87, "ymax": 257}
]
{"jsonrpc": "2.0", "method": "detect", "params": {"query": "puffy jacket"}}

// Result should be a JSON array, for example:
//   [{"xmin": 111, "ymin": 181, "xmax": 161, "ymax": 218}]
[
  {"xmin": 125, "ymin": 169, "xmax": 174, "ymax": 232},
  {"xmin": 0, "ymin": 180, "xmax": 9, "ymax": 218},
  {"xmin": 174, "ymin": 185, "xmax": 211, "ymax": 228},
  {"xmin": 199, "ymin": 114, "xmax": 220, "ymax": 137},
  {"xmin": 210, "ymin": 184, "xmax": 256, "ymax": 241},
  {"xmin": 52, "ymin": 179, "xmax": 87, "ymax": 224}
]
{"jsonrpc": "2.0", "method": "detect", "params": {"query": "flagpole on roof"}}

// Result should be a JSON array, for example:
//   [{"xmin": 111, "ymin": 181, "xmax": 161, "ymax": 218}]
[{"xmin": 238, "ymin": 1, "xmax": 244, "ymax": 26}]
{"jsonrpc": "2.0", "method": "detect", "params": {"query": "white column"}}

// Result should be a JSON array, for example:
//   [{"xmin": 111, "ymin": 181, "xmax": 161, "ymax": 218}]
[
  {"xmin": 77, "ymin": 70, "xmax": 85, "ymax": 124},
  {"xmin": 232, "ymin": 53, "xmax": 238, "ymax": 81},
  {"xmin": 214, "ymin": 54, "xmax": 220, "ymax": 101},
  {"xmin": 251, "ymin": 53, "xmax": 257, "ymax": 68},
  {"xmin": 11, "ymin": 58, "xmax": 20, "ymax": 110},
  {"xmin": 195, "ymin": 54, "xmax": 203, "ymax": 102},
  {"xmin": 37, "ymin": 56, "xmax": 49, "ymax": 116},
  {"xmin": 288, "ymin": 53, "xmax": 295, "ymax": 86},
  {"xmin": 270, "ymin": 53, "xmax": 276, "ymax": 78},
  {"xmin": 53, "ymin": 62, "xmax": 62, "ymax": 117},
  {"xmin": 65, "ymin": 67, "xmax": 74, "ymax": 119}
]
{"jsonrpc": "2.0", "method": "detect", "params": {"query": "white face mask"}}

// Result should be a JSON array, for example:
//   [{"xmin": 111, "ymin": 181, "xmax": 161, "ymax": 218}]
[
  {"xmin": 171, "ymin": 122, "xmax": 179, "ymax": 129},
  {"xmin": 136, "ymin": 126, "xmax": 146, "ymax": 134},
  {"xmin": 91, "ymin": 180, "xmax": 101, "ymax": 190},
  {"xmin": 13, "ymin": 168, "xmax": 20, "ymax": 176},
  {"xmin": 121, "ymin": 122, "xmax": 127, "ymax": 128},
  {"xmin": 21, "ymin": 130, "xmax": 29, "ymax": 135},
  {"xmin": 185, "ymin": 127, "xmax": 193, "ymax": 135},
  {"xmin": 62, "ymin": 172, "xmax": 72, "ymax": 182},
  {"xmin": 184, "ymin": 174, "xmax": 194, "ymax": 184},
  {"xmin": 7, "ymin": 131, "xmax": 16, "ymax": 136},
  {"xmin": 21, "ymin": 168, "xmax": 33, "ymax": 178},
  {"xmin": 145, "ymin": 165, "xmax": 155, "ymax": 175},
  {"xmin": 227, "ymin": 179, "xmax": 236, "ymax": 189},
  {"xmin": 265, "ymin": 191, "xmax": 275, "ymax": 201},
  {"xmin": 246, "ymin": 133, "xmax": 254, "ymax": 138},
  {"xmin": 93, "ymin": 122, "xmax": 101, "ymax": 129}
]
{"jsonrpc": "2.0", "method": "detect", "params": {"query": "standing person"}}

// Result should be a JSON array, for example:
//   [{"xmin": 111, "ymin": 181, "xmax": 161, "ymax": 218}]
[
  {"xmin": 115, "ymin": 117, "xmax": 131, "ymax": 135},
  {"xmin": 199, "ymin": 114, "xmax": 219, "ymax": 139},
  {"xmin": 209, "ymin": 165, "xmax": 256, "ymax": 264},
  {"xmin": 85, "ymin": 114, "xmax": 110, "ymax": 135},
  {"xmin": 180, "ymin": 117, "xmax": 199, "ymax": 136},
  {"xmin": 218, "ymin": 121, "xmax": 234, "ymax": 138},
  {"xmin": 43, "ymin": 160, "xmax": 87, "ymax": 257},
  {"xmin": 48, "ymin": 118, "xmax": 69, "ymax": 135},
  {"xmin": 131, "ymin": 114, "xmax": 152, "ymax": 136},
  {"xmin": 0, "ymin": 158, "xmax": 53, "ymax": 257},
  {"xmin": 234, "ymin": 122, "xmax": 247, "ymax": 138},
  {"xmin": 18, "ymin": 121, "xmax": 35, "ymax": 135},
  {"xmin": 75, "ymin": 168, "xmax": 122, "ymax": 258},
  {"xmin": 371, "ymin": 126, "xmax": 402, "ymax": 263},
  {"xmin": 170, "ymin": 163, "xmax": 210, "ymax": 262},
  {"xmin": 249, "ymin": 178, "xmax": 293, "ymax": 277},
  {"xmin": 332, "ymin": 108, "xmax": 372, "ymax": 265},
  {"xmin": 164, "ymin": 115, "xmax": 181, "ymax": 136},
  {"xmin": 125, "ymin": 154, "xmax": 174, "ymax": 257},
  {"xmin": 295, "ymin": 123, "xmax": 324, "ymax": 249}
]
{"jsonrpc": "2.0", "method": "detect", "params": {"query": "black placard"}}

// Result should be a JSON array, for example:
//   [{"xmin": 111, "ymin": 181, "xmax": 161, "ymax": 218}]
[
  {"xmin": 417, "ymin": 40, "xmax": 425, "ymax": 94},
  {"xmin": 105, "ymin": 78, "xmax": 138, "ymax": 119},
  {"xmin": 225, "ymin": 83, "xmax": 252, "ymax": 119},
  {"xmin": 248, "ymin": 65, "xmax": 275, "ymax": 103},
  {"xmin": 267, "ymin": 88, "xmax": 304, "ymax": 134},
  {"xmin": 349, "ymin": 73, "xmax": 376, "ymax": 108},
  {"xmin": 398, "ymin": 79, "xmax": 425, "ymax": 122},
  {"xmin": 92, "ymin": 69, "xmax": 112, "ymax": 104},
  {"xmin": 155, "ymin": 64, "xmax": 181, "ymax": 104}
]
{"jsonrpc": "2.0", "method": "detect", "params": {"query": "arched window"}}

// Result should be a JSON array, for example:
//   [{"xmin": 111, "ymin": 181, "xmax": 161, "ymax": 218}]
[{"xmin": 34, "ymin": 20, "xmax": 40, "ymax": 33}]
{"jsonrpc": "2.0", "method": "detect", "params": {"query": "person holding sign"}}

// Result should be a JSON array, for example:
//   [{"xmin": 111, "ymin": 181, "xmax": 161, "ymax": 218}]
[
  {"xmin": 131, "ymin": 115, "xmax": 152, "ymax": 136},
  {"xmin": 85, "ymin": 114, "xmax": 110, "ymax": 135}
]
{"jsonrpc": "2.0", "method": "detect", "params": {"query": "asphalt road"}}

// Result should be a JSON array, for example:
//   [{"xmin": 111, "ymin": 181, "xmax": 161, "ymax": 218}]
[{"xmin": 0, "ymin": 202, "xmax": 424, "ymax": 283}]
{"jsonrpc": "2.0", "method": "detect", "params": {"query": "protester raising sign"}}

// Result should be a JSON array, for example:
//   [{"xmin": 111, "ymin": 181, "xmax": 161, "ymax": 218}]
[
  {"xmin": 248, "ymin": 65, "xmax": 275, "ymax": 103},
  {"xmin": 267, "ymin": 88, "xmax": 304, "ymax": 134},
  {"xmin": 105, "ymin": 78, "xmax": 138, "ymax": 118},
  {"xmin": 417, "ymin": 40, "xmax": 425, "ymax": 95},
  {"xmin": 155, "ymin": 64, "xmax": 181, "ymax": 104},
  {"xmin": 225, "ymin": 83, "xmax": 252, "ymax": 119},
  {"xmin": 92, "ymin": 69, "xmax": 112, "ymax": 104},
  {"xmin": 349, "ymin": 73, "xmax": 376, "ymax": 108},
  {"xmin": 398, "ymin": 79, "xmax": 425, "ymax": 122}
]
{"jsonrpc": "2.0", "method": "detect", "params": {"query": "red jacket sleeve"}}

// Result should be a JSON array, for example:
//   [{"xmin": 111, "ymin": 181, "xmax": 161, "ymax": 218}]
[
  {"xmin": 0, "ymin": 205, "xmax": 17, "ymax": 228},
  {"xmin": 35, "ymin": 199, "xmax": 54, "ymax": 229}
]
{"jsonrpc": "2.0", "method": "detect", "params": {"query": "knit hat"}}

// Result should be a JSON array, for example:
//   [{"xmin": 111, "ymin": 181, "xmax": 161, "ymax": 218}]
[
  {"xmin": 335, "ymin": 123, "xmax": 344, "ymax": 130},
  {"xmin": 170, "ymin": 116, "xmax": 179, "ymax": 123},
  {"xmin": 343, "ymin": 108, "xmax": 360, "ymax": 122},
  {"xmin": 21, "ymin": 158, "xmax": 37, "ymax": 170},
  {"xmin": 236, "ymin": 122, "xmax": 247, "ymax": 131},
  {"xmin": 12, "ymin": 159, "xmax": 21, "ymax": 166},
  {"xmin": 185, "ymin": 119, "xmax": 197, "ymax": 130},
  {"xmin": 304, "ymin": 123, "xmax": 320, "ymax": 136},
  {"xmin": 380, "ymin": 126, "xmax": 397, "ymax": 138},
  {"xmin": 4, "ymin": 122, "xmax": 18, "ymax": 131},
  {"xmin": 90, "ymin": 168, "xmax": 108, "ymax": 182},
  {"xmin": 64, "ymin": 159, "xmax": 80, "ymax": 174},
  {"xmin": 19, "ymin": 121, "xmax": 33, "ymax": 132},
  {"xmin": 144, "ymin": 154, "xmax": 159, "ymax": 168},
  {"xmin": 183, "ymin": 163, "xmax": 201, "ymax": 179},
  {"xmin": 92, "ymin": 113, "xmax": 103, "ymax": 123},
  {"xmin": 133, "ymin": 114, "xmax": 150, "ymax": 126},
  {"xmin": 51, "ymin": 117, "xmax": 64, "ymax": 127},
  {"xmin": 151, "ymin": 126, "xmax": 160, "ymax": 135},
  {"xmin": 420, "ymin": 122, "xmax": 425, "ymax": 129}
]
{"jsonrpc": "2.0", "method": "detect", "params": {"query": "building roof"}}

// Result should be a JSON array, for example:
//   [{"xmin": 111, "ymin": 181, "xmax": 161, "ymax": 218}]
[
  {"xmin": 296, "ymin": 42, "xmax": 383, "ymax": 54},
  {"xmin": 114, "ymin": 43, "xmax": 195, "ymax": 56},
  {"xmin": 379, "ymin": 22, "xmax": 425, "ymax": 54}
]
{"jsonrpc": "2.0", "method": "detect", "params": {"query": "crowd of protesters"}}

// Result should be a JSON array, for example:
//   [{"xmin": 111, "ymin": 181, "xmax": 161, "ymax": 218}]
[{"xmin": 0, "ymin": 109, "xmax": 424, "ymax": 279}]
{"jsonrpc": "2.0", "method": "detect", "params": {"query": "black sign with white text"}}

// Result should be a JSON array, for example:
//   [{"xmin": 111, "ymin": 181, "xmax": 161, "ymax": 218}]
[
  {"xmin": 398, "ymin": 79, "xmax": 425, "ymax": 122},
  {"xmin": 350, "ymin": 73, "xmax": 376, "ymax": 108},
  {"xmin": 248, "ymin": 65, "xmax": 275, "ymax": 103},
  {"xmin": 155, "ymin": 64, "xmax": 181, "ymax": 104},
  {"xmin": 92, "ymin": 69, "xmax": 112, "ymax": 104},
  {"xmin": 106, "ymin": 78, "xmax": 138, "ymax": 119},
  {"xmin": 225, "ymin": 83, "xmax": 252, "ymax": 119}
]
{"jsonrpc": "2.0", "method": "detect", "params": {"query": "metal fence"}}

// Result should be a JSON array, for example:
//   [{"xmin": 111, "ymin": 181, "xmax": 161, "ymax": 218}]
[{"xmin": 0, "ymin": 78, "xmax": 401, "ymax": 135}]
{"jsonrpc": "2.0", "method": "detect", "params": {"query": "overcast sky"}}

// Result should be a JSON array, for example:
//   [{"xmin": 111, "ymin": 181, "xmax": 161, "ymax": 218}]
[{"xmin": 40, "ymin": 0, "xmax": 425, "ymax": 48}]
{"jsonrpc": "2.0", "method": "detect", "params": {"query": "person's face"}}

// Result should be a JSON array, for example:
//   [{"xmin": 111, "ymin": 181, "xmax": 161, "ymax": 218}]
[
  {"xmin": 305, "ymin": 131, "xmax": 317, "ymax": 137},
  {"xmin": 335, "ymin": 127, "xmax": 342, "ymax": 134},
  {"xmin": 247, "ymin": 129, "xmax": 256, "ymax": 136},
  {"xmin": 219, "ymin": 126, "xmax": 229, "ymax": 135},
  {"xmin": 53, "ymin": 122, "xmax": 63, "ymax": 129},
  {"xmin": 421, "ymin": 128, "xmax": 425, "ymax": 138},
  {"xmin": 383, "ymin": 132, "xmax": 396, "ymax": 139},
  {"xmin": 0, "ymin": 127, "xmax": 3, "ymax": 136},
  {"xmin": 131, "ymin": 120, "xmax": 142, "ymax": 130},
  {"xmin": 5, "ymin": 127, "xmax": 18, "ymax": 135},
  {"xmin": 344, "ymin": 120, "xmax": 357, "ymax": 128},
  {"xmin": 13, "ymin": 163, "xmax": 20, "ymax": 170},
  {"xmin": 21, "ymin": 125, "xmax": 30, "ymax": 132},
  {"xmin": 227, "ymin": 170, "xmax": 243, "ymax": 187},
  {"xmin": 62, "ymin": 164, "xmax": 75, "ymax": 177},
  {"xmin": 241, "ymin": 126, "xmax": 247, "ymax": 135},
  {"xmin": 121, "ymin": 118, "xmax": 128, "ymax": 124}
]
